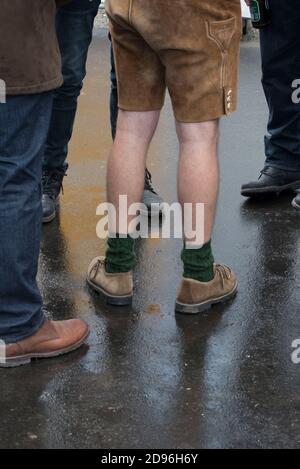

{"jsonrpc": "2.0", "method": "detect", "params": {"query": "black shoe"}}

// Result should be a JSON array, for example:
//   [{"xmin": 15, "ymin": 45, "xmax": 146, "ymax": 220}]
[
  {"xmin": 42, "ymin": 169, "xmax": 66, "ymax": 223},
  {"xmin": 241, "ymin": 166, "xmax": 300, "ymax": 198},
  {"xmin": 141, "ymin": 169, "xmax": 164, "ymax": 215},
  {"xmin": 292, "ymin": 191, "xmax": 300, "ymax": 210}
]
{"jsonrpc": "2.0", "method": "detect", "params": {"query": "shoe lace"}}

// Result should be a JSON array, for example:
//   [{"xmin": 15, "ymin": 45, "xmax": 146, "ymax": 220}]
[
  {"xmin": 259, "ymin": 166, "xmax": 275, "ymax": 180},
  {"xmin": 144, "ymin": 169, "xmax": 158, "ymax": 195},
  {"xmin": 215, "ymin": 264, "xmax": 232, "ymax": 288},
  {"xmin": 91, "ymin": 258, "xmax": 106, "ymax": 279},
  {"xmin": 42, "ymin": 169, "xmax": 66, "ymax": 199}
]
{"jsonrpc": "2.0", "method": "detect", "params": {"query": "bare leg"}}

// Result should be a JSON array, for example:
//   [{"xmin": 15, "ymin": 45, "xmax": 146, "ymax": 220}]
[
  {"xmin": 174, "ymin": 119, "xmax": 238, "ymax": 315},
  {"xmin": 176, "ymin": 120, "xmax": 220, "ymax": 245},
  {"xmin": 107, "ymin": 110, "xmax": 160, "ymax": 233}
]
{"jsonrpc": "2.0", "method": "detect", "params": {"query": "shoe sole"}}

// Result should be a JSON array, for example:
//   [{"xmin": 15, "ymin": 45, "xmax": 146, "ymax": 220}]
[
  {"xmin": 86, "ymin": 277, "xmax": 133, "ymax": 306},
  {"xmin": 42, "ymin": 197, "xmax": 60, "ymax": 224},
  {"xmin": 241, "ymin": 180, "xmax": 300, "ymax": 198},
  {"xmin": 291, "ymin": 198, "xmax": 300, "ymax": 210},
  {"xmin": 42, "ymin": 212, "xmax": 56, "ymax": 224},
  {"xmin": 175, "ymin": 282, "xmax": 238, "ymax": 315},
  {"xmin": 0, "ymin": 328, "xmax": 90, "ymax": 368}
]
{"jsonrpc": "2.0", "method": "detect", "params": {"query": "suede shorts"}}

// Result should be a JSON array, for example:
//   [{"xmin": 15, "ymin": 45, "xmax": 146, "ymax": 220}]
[{"xmin": 106, "ymin": 0, "xmax": 242, "ymax": 123}]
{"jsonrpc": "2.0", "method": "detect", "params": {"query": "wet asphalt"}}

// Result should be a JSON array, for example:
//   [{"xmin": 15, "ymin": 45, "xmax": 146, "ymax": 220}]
[{"xmin": 0, "ymin": 30, "xmax": 300, "ymax": 449}]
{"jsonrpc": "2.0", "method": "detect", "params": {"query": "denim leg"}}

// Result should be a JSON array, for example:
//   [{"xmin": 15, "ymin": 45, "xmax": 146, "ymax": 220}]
[
  {"xmin": 110, "ymin": 40, "xmax": 119, "ymax": 141},
  {"xmin": 43, "ymin": 0, "xmax": 100, "ymax": 172},
  {"xmin": 261, "ymin": 0, "xmax": 300, "ymax": 171},
  {"xmin": 0, "ymin": 93, "xmax": 53, "ymax": 343}
]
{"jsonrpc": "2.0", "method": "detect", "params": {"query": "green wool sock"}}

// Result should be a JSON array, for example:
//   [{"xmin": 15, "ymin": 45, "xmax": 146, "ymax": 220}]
[
  {"xmin": 105, "ymin": 234, "xmax": 136, "ymax": 273},
  {"xmin": 181, "ymin": 240, "xmax": 214, "ymax": 283}
]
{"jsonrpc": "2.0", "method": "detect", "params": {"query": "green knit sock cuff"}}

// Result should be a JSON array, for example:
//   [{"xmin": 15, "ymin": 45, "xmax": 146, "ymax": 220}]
[
  {"xmin": 105, "ymin": 234, "xmax": 136, "ymax": 273},
  {"xmin": 181, "ymin": 240, "xmax": 214, "ymax": 283}
]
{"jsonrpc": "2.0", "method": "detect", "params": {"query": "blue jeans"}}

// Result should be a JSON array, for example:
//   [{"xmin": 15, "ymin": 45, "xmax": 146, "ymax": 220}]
[
  {"xmin": 43, "ymin": 0, "xmax": 101, "ymax": 172},
  {"xmin": 261, "ymin": 0, "xmax": 300, "ymax": 171},
  {"xmin": 0, "ymin": 93, "xmax": 53, "ymax": 343}
]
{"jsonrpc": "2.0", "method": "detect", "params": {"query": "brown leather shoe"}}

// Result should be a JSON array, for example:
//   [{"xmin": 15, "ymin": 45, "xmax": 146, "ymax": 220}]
[
  {"xmin": 0, "ymin": 319, "xmax": 89, "ymax": 368},
  {"xmin": 175, "ymin": 264, "xmax": 238, "ymax": 314},
  {"xmin": 87, "ymin": 256, "xmax": 133, "ymax": 305}
]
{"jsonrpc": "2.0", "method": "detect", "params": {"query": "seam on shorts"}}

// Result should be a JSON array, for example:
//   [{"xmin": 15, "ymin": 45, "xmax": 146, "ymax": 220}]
[
  {"xmin": 205, "ymin": 17, "xmax": 236, "ymax": 53},
  {"xmin": 205, "ymin": 22, "xmax": 225, "ymax": 91},
  {"xmin": 128, "ymin": 0, "xmax": 134, "ymax": 25},
  {"xmin": 205, "ymin": 17, "xmax": 236, "ymax": 90}
]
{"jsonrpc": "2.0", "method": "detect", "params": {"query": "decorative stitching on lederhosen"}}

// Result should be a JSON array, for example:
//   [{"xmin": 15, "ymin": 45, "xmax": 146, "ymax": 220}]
[
  {"xmin": 205, "ymin": 16, "xmax": 236, "ymax": 114},
  {"xmin": 128, "ymin": 0, "xmax": 134, "ymax": 25}
]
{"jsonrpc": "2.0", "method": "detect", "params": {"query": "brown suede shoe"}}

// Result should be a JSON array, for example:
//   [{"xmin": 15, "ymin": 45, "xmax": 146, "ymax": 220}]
[
  {"xmin": 175, "ymin": 264, "xmax": 238, "ymax": 314},
  {"xmin": 87, "ymin": 256, "xmax": 133, "ymax": 306},
  {"xmin": 0, "ymin": 319, "xmax": 89, "ymax": 368}
]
